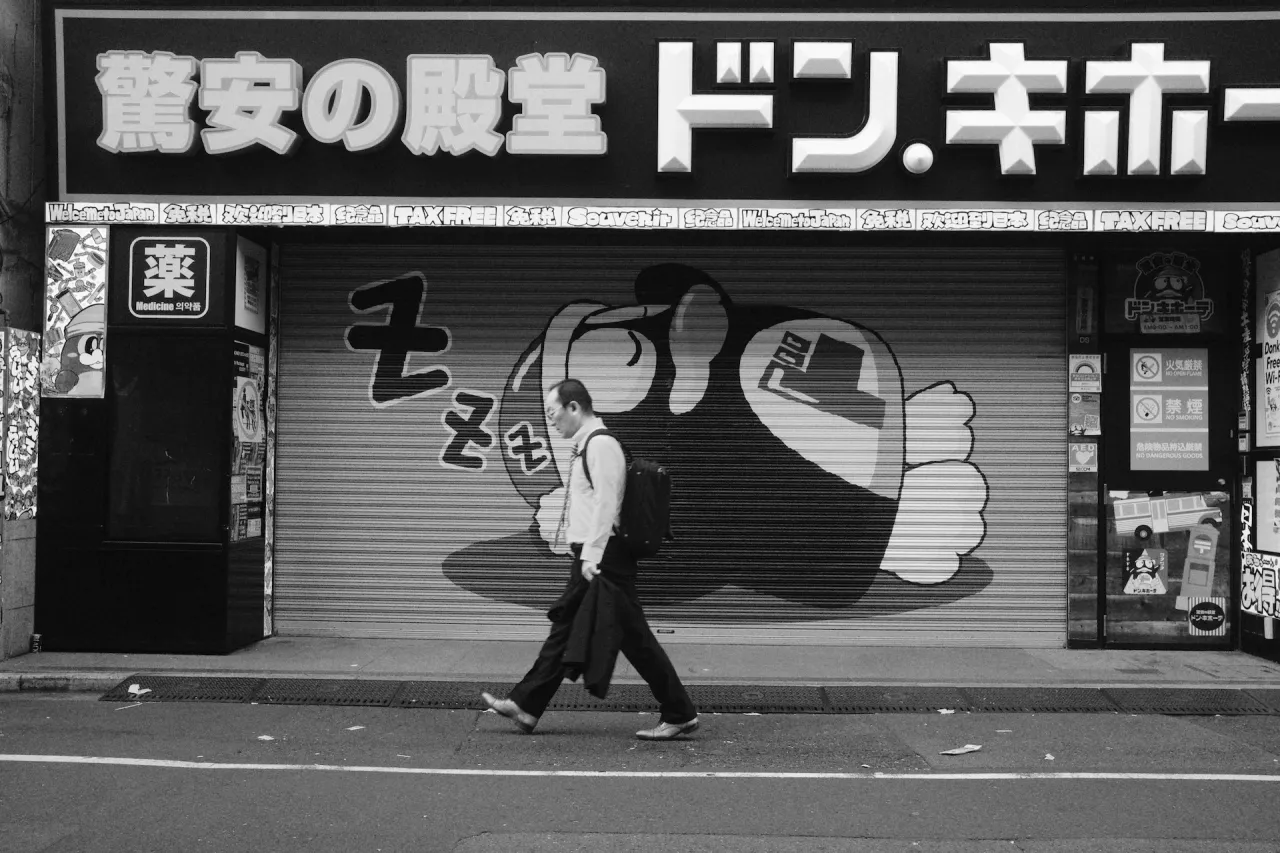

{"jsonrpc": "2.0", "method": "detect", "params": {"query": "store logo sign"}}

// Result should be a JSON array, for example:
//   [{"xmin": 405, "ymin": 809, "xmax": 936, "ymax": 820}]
[
  {"xmin": 90, "ymin": 41, "xmax": 1280, "ymax": 179},
  {"xmin": 1187, "ymin": 599, "xmax": 1226, "ymax": 636},
  {"xmin": 128, "ymin": 237, "xmax": 210, "ymax": 319}
]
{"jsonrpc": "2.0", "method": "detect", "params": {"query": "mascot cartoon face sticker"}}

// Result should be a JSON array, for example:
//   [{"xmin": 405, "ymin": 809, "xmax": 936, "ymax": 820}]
[{"xmin": 445, "ymin": 263, "xmax": 990, "ymax": 613}]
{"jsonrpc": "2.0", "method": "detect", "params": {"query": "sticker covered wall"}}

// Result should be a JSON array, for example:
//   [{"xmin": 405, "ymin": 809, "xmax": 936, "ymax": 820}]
[{"xmin": 273, "ymin": 244, "xmax": 1066, "ymax": 645}]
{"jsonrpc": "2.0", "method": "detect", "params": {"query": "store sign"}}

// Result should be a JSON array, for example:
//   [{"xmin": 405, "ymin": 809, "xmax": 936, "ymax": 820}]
[
  {"xmin": 79, "ymin": 40, "xmax": 1262, "ymax": 179},
  {"xmin": 1186, "ymin": 599, "xmax": 1227, "ymax": 636},
  {"xmin": 128, "ymin": 236, "xmax": 210, "ymax": 318},
  {"xmin": 1124, "ymin": 251, "xmax": 1213, "ymax": 334},
  {"xmin": 52, "ymin": 11, "xmax": 1280, "ymax": 203},
  {"xmin": 1129, "ymin": 348, "xmax": 1209, "ymax": 471}
]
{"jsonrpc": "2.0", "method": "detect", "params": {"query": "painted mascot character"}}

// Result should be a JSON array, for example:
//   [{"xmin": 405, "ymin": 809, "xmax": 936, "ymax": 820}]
[{"xmin": 492, "ymin": 263, "xmax": 988, "ymax": 609}]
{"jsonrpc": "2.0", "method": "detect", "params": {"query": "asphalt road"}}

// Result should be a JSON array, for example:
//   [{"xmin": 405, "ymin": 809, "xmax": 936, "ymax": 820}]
[{"xmin": 3, "ymin": 693, "xmax": 1280, "ymax": 852}]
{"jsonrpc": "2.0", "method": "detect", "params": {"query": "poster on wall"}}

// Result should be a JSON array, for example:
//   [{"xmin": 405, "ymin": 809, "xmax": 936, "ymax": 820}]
[
  {"xmin": 1129, "ymin": 348, "xmax": 1209, "ymax": 471},
  {"xmin": 1258, "ymin": 250, "xmax": 1280, "ymax": 444},
  {"xmin": 1123, "ymin": 548, "xmax": 1169, "ymax": 594},
  {"xmin": 235, "ymin": 237, "xmax": 267, "ymax": 336},
  {"xmin": 230, "ymin": 341, "xmax": 266, "ymax": 541},
  {"xmin": 1068, "ymin": 354, "xmax": 1101, "ymax": 393},
  {"xmin": 5, "ymin": 330, "xmax": 41, "ymax": 520},
  {"xmin": 1069, "ymin": 392, "xmax": 1100, "ymax": 436},
  {"xmin": 1243, "ymin": 550, "xmax": 1280, "ymax": 618},
  {"xmin": 1256, "ymin": 459, "xmax": 1280, "ymax": 554},
  {"xmin": 42, "ymin": 226, "xmax": 106, "ymax": 398}
]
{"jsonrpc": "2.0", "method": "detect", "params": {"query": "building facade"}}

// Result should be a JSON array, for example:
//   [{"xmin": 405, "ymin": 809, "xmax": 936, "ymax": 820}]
[{"xmin": 31, "ymin": 2, "xmax": 1280, "ymax": 659}]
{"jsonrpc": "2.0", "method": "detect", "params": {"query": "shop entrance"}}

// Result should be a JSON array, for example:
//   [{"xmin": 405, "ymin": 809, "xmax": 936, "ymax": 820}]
[{"xmin": 1099, "ymin": 337, "xmax": 1238, "ymax": 647}]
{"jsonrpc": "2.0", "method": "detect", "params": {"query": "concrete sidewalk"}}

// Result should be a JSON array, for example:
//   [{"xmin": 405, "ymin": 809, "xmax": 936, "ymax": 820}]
[{"xmin": 2, "ymin": 636, "xmax": 1280, "ymax": 693}]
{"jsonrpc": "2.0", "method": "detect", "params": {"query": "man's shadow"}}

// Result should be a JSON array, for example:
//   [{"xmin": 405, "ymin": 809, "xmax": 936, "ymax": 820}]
[{"xmin": 442, "ymin": 528, "xmax": 993, "ymax": 622}]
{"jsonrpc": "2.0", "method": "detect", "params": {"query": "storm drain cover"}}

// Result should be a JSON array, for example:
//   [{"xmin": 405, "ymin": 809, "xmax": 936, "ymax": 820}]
[
  {"xmin": 100, "ymin": 674, "xmax": 264, "ymax": 704},
  {"xmin": 547, "ymin": 683, "xmax": 658, "ymax": 711},
  {"xmin": 394, "ymin": 681, "xmax": 514, "ymax": 709},
  {"xmin": 961, "ymin": 687, "xmax": 1118, "ymax": 713},
  {"xmin": 685, "ymin": 685, "xmax": 826, "ymax": 713},
  {"xmin": 1244, "ymin": 689, "xmax": 1280, "ymax": 713},
  {"xmin": 252, "ymin": 678, "xmax": 403, "ymax": 707},
  {"xmin": 825, "ymin": 686, "xmax": 970, "ymax": 713},
  {"xmin": 1104, "ymin": 688, "xmax": 1272, "ymax": 715}
]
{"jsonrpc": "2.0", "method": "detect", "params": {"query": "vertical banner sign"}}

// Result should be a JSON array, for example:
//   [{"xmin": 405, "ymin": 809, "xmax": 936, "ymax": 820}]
[
  {"xmin": 42, "ymin": 226, "xmax": 106, "ymax": 398},
  {"xmin": 1265, "ymin": 293, "xmax": 1280, "ymax": 438},
  {"xmin": 1130, "ymin": 348, "xmax": 1209, "ymax": 471},
  {"xmin": 1259, "ymin": 250, "xmax": 1280, "ymax": 446},
  {"xmin": 230, "ymin": 341, "xmax": 266, "ymax": 542}
]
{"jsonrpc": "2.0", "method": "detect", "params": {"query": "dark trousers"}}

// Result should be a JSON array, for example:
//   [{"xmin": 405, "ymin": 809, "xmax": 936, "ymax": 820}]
[{"xmin": 508, "ymin": 539, "xmax": 697, "ymax": 724}]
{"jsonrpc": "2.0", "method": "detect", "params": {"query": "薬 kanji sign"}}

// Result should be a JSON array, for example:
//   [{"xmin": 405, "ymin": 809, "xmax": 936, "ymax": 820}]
[{"xmin": 128, "ymin": 236, "xmax": 210, "ymax": 318}]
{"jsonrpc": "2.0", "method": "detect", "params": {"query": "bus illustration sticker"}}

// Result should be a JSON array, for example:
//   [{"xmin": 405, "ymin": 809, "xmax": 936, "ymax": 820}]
[{"xmin": 1113, "ymin": 492, "xmax": 1223, "ymax": 542}]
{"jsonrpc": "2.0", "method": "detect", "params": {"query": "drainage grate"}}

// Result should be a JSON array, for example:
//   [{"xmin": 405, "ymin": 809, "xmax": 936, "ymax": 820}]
[
  {"xmin": 684, "ymin": 685, "xmax": 827, "ymax": 713},
  {"xmin": 251, "ymin": 678, "xmax": 403, "ymax": 707},
  {"xmin": 100, "ymin": 674, "xmax": 264, "ymax": 704},
  {"xmin": 1244, "ymin": 689, "xmax": 1280, "ymax": 713},
  {"xmin": 825, "ymin": 686, "xmax": 970, "ymax": 713},
  {"xmin": 961, "ymin": 687, "xmax": 1117, "ymax": 713},
  {"xmin": 94, "ymin": 676, "xmax": 1280, "ymax": 716},
  {"xmin": 1104, "ymin": 688, "xmax": 1272, "ymax": 715},
  {"xmin": 548, "ymin": 683, "xmax": 658, "ymax": 712},
  {"xmin": 394, "ymin": 681, "xmax": 514, "ymax": 710}
]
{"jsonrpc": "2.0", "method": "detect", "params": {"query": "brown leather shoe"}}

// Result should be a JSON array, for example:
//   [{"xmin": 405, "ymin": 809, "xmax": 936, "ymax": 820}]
[
  {"xmin": 635, "ymin": 718, "xmax": 699, "ymax": 740},
  {"xmin": 481, "ymin": 691, "xmax": 538, "ymax": 733}
]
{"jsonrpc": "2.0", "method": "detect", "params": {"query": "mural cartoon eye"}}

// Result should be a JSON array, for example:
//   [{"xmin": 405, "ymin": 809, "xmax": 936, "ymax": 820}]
[
  {"xmin": 566, "ymin": 327, "xmax": 656, "ymax": 413},
  {"xmin": 78, "ymin": 335, "xmax": 103, "ymax": 357}
]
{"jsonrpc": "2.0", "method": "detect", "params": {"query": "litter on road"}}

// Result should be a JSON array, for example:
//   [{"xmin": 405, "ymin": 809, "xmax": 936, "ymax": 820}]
[{"xmin": 939, "ymin": 744, "xmax": 983, "ymax": 755}]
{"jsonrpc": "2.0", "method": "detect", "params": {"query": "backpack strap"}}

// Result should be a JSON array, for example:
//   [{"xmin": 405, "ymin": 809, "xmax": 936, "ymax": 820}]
[{"xmin": 578, "ymin": 428, "xmax": 624, "ymax": 490}]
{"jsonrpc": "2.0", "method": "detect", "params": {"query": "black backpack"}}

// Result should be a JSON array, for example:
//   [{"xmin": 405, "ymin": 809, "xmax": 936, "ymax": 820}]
[{"xmin": 580, "ymin": 429, "xmax": 673, "ymax": 558}]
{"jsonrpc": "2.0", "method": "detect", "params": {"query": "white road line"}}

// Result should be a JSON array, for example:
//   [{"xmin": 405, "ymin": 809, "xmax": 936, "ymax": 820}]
[{"xmin": 3, "ymin": 755, "xmax": 1280, "ymax": 782}]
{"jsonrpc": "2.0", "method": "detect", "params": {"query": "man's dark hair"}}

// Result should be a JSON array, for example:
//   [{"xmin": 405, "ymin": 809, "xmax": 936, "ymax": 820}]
[{"xmin": 551, "ymin": 377, "xmax": 594, "ymax": 413}]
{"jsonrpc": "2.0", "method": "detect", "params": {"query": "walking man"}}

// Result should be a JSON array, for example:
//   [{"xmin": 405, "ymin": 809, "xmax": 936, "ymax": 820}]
[{"xmin": 483, "ymin": 378, "xmax": 700, "ymax": 740}]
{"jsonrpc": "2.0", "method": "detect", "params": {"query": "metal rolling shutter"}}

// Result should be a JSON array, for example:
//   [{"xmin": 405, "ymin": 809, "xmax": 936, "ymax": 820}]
[{"xmin": 274, "ymin": 244, "xmax": 1065, "ymax": 646}]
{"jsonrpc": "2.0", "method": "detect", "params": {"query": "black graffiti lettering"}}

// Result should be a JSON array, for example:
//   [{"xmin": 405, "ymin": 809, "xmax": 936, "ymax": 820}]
[
  {"xmin": 504, "ymin": 421, "xmax": 552, "ymax": 475},
  {"xmin": 441, "ymin": 391, "xmax": 496, "ymax": 471},
  {"xmin": 346, "ymin": 274, "xmax": 451, "ymax": 405}
]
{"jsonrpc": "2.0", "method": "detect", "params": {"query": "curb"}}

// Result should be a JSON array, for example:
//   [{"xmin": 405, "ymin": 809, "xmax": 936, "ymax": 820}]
[{"xmin": 0, "ymin": 672, "xmax": 130, "ymax": 693}]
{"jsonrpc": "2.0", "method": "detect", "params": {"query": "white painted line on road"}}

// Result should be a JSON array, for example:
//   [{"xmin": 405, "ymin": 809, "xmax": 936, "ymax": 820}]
[{"xmin": 3, "ymin": 755, "xmax": 1280, "ymax": 782}]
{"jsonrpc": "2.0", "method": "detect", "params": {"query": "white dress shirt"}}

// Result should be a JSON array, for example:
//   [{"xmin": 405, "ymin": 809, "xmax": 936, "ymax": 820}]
[{"xmin": 565, "ymin": 416, "xmax": 625, "ymax": 565}]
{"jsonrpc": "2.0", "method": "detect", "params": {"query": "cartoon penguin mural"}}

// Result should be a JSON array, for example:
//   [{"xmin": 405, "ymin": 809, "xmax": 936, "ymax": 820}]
[{"xmin": 443, "ymin": 263, "xmax": 989, "ymax": 615}]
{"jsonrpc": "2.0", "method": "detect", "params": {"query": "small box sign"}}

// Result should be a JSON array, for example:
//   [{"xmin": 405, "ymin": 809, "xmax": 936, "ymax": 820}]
[{"xmin": 128, "ymin": 236, "xmax": 211, "ymax": 319}]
